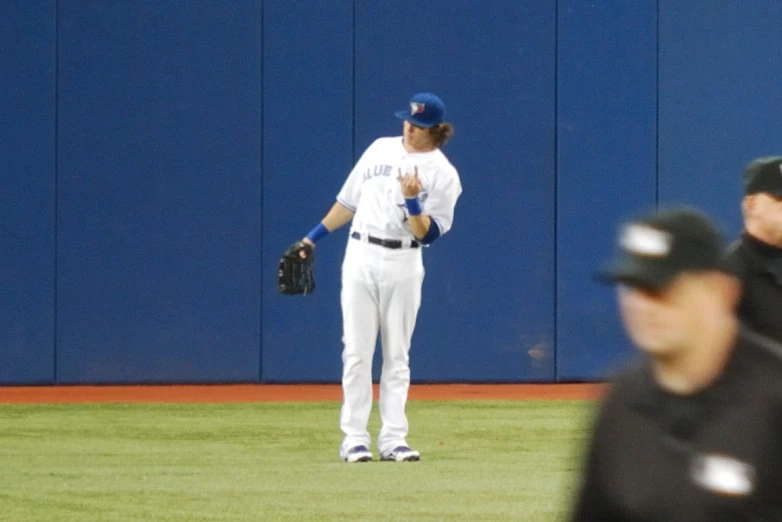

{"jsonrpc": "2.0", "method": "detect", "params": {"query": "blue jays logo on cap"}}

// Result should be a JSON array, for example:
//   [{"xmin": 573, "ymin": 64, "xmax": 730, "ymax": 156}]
[{"xmin": 395, "ymin": 92, "xmax": 445, "ymax": 128}]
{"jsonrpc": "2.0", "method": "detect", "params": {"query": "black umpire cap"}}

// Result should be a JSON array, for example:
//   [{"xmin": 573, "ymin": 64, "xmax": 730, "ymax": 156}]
[
  {"xmin": 596, "ymin": 206, "xmax": 726, "ymax": 292},
  {"xmin": 743, "ymin": 156, "xmax": 782, "ymax": 197}
]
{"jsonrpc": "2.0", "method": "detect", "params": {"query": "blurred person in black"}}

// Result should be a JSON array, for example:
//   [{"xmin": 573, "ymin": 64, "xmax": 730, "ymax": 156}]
[
  {"xmin": 569, "ymin": 206, "xmax": 782, "ymax": 522},
  {"xmin": 723, "ymin": 156, "xmax": 782, "ymax": 342}
]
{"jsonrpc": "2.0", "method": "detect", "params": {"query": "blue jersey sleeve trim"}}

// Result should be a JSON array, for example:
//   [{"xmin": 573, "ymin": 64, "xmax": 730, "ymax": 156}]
[{"xmin": 421, "ymin": 219, "xmax": 441, "ymax": 245}]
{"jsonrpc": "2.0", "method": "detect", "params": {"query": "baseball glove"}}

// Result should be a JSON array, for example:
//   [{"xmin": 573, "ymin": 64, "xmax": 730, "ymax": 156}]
[{"xmin": 277, "ymin": 241, "xmax": 315, "ymax": 295}]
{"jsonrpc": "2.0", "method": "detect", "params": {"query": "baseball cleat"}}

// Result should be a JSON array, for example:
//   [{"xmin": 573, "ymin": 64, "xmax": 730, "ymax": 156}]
[
  {"xmin": 380, "ymin": 446, "xmax": 421, "ymax": 462},
  {"xmin": 343, "ymin": 445, "xmax": 373, "ymax": 463}
]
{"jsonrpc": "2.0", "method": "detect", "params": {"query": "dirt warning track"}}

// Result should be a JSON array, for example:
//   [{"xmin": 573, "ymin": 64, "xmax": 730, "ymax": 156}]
[{"xmin": 0, "ymin": 383, "xmax": 605, "ymax": 404}]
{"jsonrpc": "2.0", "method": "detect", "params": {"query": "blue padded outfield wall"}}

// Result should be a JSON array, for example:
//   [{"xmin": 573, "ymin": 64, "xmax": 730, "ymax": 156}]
[
  {"xmin": 2, "ymin": 0, "xmax": 782, "ymax": 384},
  {"xmin": 555, "ymin": 0, "xmax": 658, "ymax": 380},
  {"xmin": 0, "ymin": 1, "xmax": 56, "ymax": 384},
  {"xmin": 55, "ymin": 0, "xmax": 262, "ymax": 384}
]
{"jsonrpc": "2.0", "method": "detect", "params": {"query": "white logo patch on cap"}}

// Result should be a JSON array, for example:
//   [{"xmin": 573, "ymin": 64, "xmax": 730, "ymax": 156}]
[
  {"xmin": 410, "ymin": 102, "xmax": 425, "ymax": 115},
  {"xmin": 691, "ymin": 454, "xmax": 755, "ymax": 497},
  {"xmin": 620, "ymin": 224, "xmax": 672, "ymax": 257}
]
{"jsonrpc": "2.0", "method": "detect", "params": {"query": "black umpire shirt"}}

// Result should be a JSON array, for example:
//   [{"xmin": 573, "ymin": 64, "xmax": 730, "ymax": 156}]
[
  {"xmin": 723, "ymin": 233, "xmax": 782, "ymax": 342},
  {"xmin": 570, "ymin": 327, "xmax": 782, "ymax": 522}
]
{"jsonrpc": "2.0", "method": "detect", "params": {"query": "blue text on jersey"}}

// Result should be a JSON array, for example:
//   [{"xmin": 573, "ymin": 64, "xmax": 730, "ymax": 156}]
[{"xmin": 362, "ymin": 164, "xmax": 393, "ymax": 182}]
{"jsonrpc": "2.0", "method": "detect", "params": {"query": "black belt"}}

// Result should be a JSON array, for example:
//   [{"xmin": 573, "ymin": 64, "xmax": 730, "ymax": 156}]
[{"xmin": 351, "ymin": 231, "xmax": 419, "ymax": 249}]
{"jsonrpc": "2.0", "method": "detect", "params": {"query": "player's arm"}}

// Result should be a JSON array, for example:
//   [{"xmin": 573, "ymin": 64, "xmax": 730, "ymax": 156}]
[
  {"xmin": 400, "ymin": 166, "xmax": 461, "ymax": 245},
  {"xmin": 408, "ymin": 213, "xmax": 434, "ymax": 242},
  {"xmin": 301, "ymin": 149, "xmax": 366, "ymax": 248},
  {"xmin": 298, "ymin": 139, "xmax": 377, "ymax": 247},
  {"xmin": 399, "ymin": 167, "xmax": 442, "ymax": 244},
  {"xmin": 302, "ymin": 202, "xmax": 355, "ymax": 247},
  {"xmin": 321, "ymin": 202, "xmax": 355, "ymax": 233}
]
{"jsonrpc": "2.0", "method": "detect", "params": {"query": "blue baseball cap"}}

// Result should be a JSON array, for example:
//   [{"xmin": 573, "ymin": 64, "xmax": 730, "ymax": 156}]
[{"xmin": 394, "ymin": 92, "xmax": 445, "ymax": 128}]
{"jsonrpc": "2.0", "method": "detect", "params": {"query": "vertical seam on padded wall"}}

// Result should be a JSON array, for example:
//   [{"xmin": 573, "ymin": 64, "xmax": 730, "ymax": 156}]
[
  {"xmin": 53, "ymin": 0, "xmax": 60, "ymax": 384},
  {"xmin": 553, "ymin": 0, "xmax": 559, "ymax": 382},
  {"xmin": 655, "ymin": 0, "xmax": 660, "ymax": 208},
  {"xmin": 258, "ymin": 0, "xmax": 264, "ymax": 383},
  {"xmin": 352, "ymin": 0, "xmax": 356, "ymax": 167}
]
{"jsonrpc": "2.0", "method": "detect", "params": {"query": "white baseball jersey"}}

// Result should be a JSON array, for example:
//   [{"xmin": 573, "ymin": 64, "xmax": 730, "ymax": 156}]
[{"xmin": 336, "ymin": 137, "xmax": 462, "ymax": 241}]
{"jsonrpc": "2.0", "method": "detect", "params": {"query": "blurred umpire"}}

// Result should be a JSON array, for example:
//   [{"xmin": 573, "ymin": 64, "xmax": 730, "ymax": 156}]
[
  {"xmin": 723, "ymin": 156, "xmax": 782, "ymax": 342},
  {"xmin": 569, "ymin": 206, "xmax": 782, "ymax": 521}
]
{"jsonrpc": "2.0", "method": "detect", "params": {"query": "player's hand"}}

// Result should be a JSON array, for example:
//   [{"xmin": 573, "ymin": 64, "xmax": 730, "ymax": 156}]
[
  {"xmin": 398, "ymin": 166, "xmax": 423, "ymax": 198},
  {"xmin": 301, "ymin": 237, "xmax": 315, "ymax": 252}
]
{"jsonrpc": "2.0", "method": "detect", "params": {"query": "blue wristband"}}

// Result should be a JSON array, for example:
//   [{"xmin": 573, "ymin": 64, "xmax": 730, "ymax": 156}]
[
  {"xmin": 405, "ymin": 197, "xmax": 422, "ymax": 216},
  {"xmin": 305, "ymin": 223, "xmax": 329, "ymax": 243}
]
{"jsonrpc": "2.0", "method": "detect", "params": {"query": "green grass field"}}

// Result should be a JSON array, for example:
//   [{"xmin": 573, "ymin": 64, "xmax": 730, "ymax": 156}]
[{"xmin": 0, "ymin": 400, "xmax": 596, "ymax": 521}]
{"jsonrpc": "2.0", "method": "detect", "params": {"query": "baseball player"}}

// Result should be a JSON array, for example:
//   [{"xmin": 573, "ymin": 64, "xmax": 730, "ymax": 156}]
[
  {"xmin": 570, "ymin": 206, "xmax": 782, "ymax": 521},
  {"xmin": 296, "ymin": 92, "xmax": 462, "ymax": 462},
  {"xmin": 722, "ymin": 156, "xmax": 782, "ymax": 342}
]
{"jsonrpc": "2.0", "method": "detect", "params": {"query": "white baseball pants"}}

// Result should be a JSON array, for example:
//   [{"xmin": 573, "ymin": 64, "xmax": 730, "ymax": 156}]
[{"xmin": 338, "ymin": 235, "xmax": 424, "ymax": 456}]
